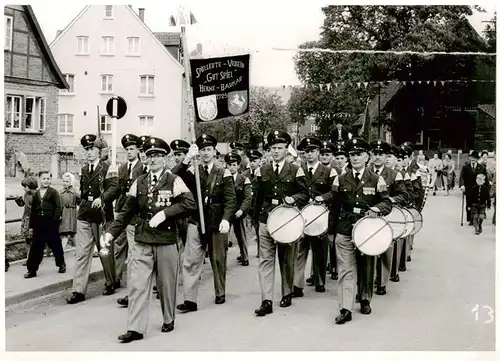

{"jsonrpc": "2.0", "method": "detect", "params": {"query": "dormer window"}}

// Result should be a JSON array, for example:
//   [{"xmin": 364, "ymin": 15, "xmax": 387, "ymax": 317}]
[{"xmin": 104, "ymin": 5, "xmax": 113, "ymax": 18}]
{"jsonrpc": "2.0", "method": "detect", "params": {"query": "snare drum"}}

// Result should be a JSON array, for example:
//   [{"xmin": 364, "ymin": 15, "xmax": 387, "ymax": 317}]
[
  {"xmin": 383, "ymin": 205, "xmax": 407, "ymax": 240},
  {"xmin": 301, "ymin": 203, "xmax": 329, "ymax": 237},
  {"xmin": 407, "ymin": 207, "xmax": 423, "ymax": 235},
  {"xmin": 266, "ymin": 205, "xmax": 305, "ymax": 244},
  {"xmin": 400, "ymin": 208, "xmax": 415, "ymax": 238},
  {"xmin": 352, "ymin": 217, "xmax": 393, "ymax": 256}
]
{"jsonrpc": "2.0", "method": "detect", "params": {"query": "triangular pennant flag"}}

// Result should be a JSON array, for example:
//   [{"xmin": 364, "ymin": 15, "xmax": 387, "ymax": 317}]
[
  {"xmin": 418, "ymin": 81, "xmax": 422, "ymax": 84},
  {"xmin": 326, "ymin": 83, "xmax": 331, "ymax": 91},
  {"xmin": 411, "ymin": 81, "xmax": 415, "ymax": 85},
  {"xmin": 356, "ymin": 82, "xmax": 361, "ymax": 88},
  {"xmin": 426, "ymin": 80, "xmax": 431, "ymax": 84},
  {"xmin": 433, "ymin": 81, "xmax": 437, "ymax": 86},
  {"xmin": 169, "ymin": 15, "xmax": 177, "ymax": 27},
  {"xmin": 441, "ymin": 81, "xmax": 445, "ymax": 86},
  {"xmin": 189, "ymin": 11, "xmax": 197, "ymax": 25},
  {"xmin": 319, "ymin": 84, "xmax": 323, "ymax": 91},
  {"xmin": 364, "ymin": 82, "xmax": 368, "ymax": 89},
  {"xmin": 334, "ymin": 83, "xmax": 338, "ymax": 87}
]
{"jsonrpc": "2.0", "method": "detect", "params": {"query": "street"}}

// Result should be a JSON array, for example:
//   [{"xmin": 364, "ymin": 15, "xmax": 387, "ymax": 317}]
[{"xmin": 5, "ymin": 189, "xmax": 495, "ymax": 351}]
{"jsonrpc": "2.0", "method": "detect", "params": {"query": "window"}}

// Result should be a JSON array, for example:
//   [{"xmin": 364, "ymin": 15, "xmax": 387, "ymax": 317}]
[
  {"xmin": 39, "ymin": 98, "xmax": 46, "ymax": 130},
  {"xmin": 5, "ymin": 15, "xmax": 13, "ymax": 50},
  {"xmin": 101, "ymin": 36, "xmax": 114, "ymax": 54},
  {"xmin": 104, "ymin": 5, "xmax": 113, "ymax": 18},
  {"xmin": 101, "ymin": 74, "xmax": 113, "ymax": 93},
  {"xmin": 61, "ymin": 74, "xmax": 75, "ymax": 93},
  {"xmin": 139, "ymin": 115, "xmax": 154, "ymax": 130},
  {"xmin": 25, "ymin": 97, "xmax": 34, "ymax": 130},
  {"xmin": 100, "ymin": 115, "xmax": 112, "ymax": 133},
  {"xmin": 140, "ymin": 75, "xmax": 155, "ymax": 96},
  {"xmin": 58, "ymin": 114, "xmax": 74, "ymax": 135},
  {"xmin": 76, "ymin": 36, "xmax": 89, "ymax": 54},
  {"xmin": 127, "ymin": 37, "xmax": 140, "ymax": 55},
  {"xmin": 5, "ymin": 96, "xmax": 22, "ymax": 131}
]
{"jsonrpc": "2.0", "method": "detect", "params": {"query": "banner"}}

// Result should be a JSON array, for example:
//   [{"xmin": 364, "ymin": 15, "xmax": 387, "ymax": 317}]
[{"xmin": 190, "ymin": 54, "xmax": 250, "ymax": 122}]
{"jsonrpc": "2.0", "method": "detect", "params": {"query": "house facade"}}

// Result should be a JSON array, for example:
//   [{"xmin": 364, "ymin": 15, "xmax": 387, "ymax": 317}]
[
  {"xmin": 4, "ymin": 5, "xmax": 69, "ymax": 177},
  {"xmin": 50, "ymin": 5, "xmax": 184, "ymax": 173}
]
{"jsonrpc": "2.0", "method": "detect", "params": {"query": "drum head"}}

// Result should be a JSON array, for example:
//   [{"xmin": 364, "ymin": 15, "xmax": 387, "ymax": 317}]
[
  {"xmin": 407, "ymin": 207, "xmax": 423, "ymax": 235},
  {"xmin": 302, "ymin": 204, "xmax": 329, "ymax": 237},
  {"xmin": 352, "ymin": 217, "xmax": 393, "ymax": 256},
  {"xmin": 400, "ymin": 208, "xmax": 415, "ymax": 238},
  {"xmin": 267, "ymin": 206, "xmax": 304, "ymax": 244},
  {"xmin": 383, "ymin": 206, "xmax": 406, "ymax": 239}
]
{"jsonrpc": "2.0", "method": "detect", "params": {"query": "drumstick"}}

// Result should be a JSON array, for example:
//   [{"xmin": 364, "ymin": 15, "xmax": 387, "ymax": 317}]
[
  {"xmin": 304, "ymin": 209, "xmax": 329, "ymax": 227},
  {"xmin": 356, "ymin": 221, "xmax": 391, "ymax": 248},
  {"xmin": 269, "ymin": 212, "xmax": 303, "ymax": 236}
]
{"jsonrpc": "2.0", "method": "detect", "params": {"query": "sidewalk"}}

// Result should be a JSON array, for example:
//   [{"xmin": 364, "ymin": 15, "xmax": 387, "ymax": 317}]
[{"xmin": 5, "ymin": 249, "xmax": 104, "ymax": 307}]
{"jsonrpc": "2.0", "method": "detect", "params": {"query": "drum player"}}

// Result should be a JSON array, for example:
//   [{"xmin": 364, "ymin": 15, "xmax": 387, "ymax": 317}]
[
  {"xmin": 328, "ymin": 137, "xmax": 392, "ymax": 324},
  {"xmin": 369, "ymin": 141, "xmax": 408, "ymax": 296},
  {"xmin": 293, "ymin": 137, "xmax": 338, "ymax": 298},
  {"xmin": 252, "ymin": 130, "xmax": 309, "ymax": 317}
]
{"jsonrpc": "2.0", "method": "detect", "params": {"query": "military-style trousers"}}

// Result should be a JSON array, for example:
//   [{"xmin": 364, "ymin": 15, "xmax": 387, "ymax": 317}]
[
  {"xmin": 258, "ymin": 222, "xmax": 296, "ymax": 301},
  {"xmin": 391, "ymin": 238, "xmax": 405, "ymax": 278},
  {"xmin": 399, "ymin": 236, "xmax": 412, "ymax": 270},
  {"xmin": 294, "ymin": 235, "xmax": 328, "ymax": 288},
  {"xmin": 356, "ymin": 252, "xmax": 376, "ymax": 303},
  {"xmin": 182, "ymin": 223, "xmax": 228, "ymax": 302},
  {"xmin": 375, "ymin": 243, "xmax": 394, "ymax": 288},
  {"xmin": 114, "ymin": 225, "xmax": 135, "ymax": 282},
  {"xmin": 73, "ymin": 220, "xmax": 116, "ymax": 294},
  {"xmin": 231, "ymin": 217, "xmax": 248, "ymax": 262},
  {"xmin": 328, "ymin": 233, "xmax": 337, "ymax": 273},
  {"xmin": 128, "ymin": 241, "xmax": 179, "ymax": 334},
  {"xmin": 335, "ymin": 234, "xmax": 357, "ymax": 311}
]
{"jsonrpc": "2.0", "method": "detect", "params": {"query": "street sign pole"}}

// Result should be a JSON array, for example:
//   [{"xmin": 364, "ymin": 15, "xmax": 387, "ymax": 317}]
[{"xmin": 111, "ymin": 96, "xmax": 118, "ymax": 169}]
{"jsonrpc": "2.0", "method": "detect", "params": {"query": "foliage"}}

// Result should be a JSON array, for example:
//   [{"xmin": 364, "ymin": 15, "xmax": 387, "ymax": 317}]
[{"xmin": 483, "ymin": 13, "xmax": 496, "ymax": 52}]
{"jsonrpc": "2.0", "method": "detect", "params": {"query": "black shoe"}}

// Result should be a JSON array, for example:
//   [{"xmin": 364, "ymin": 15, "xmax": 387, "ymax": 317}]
[
  {"xmin": 355, "ymin": 294, "xmax": 360, "ymax": 303},
  {"xmin": 360, "ymin": 300, "xmax": 372, "ymax": 315},
  {"xmin": 468, "ymin": 222, "xmax": 474, "ymax": 226},
  {"xmin": 114, "ymin": 280, "xmax": 121, "ymax": 289},
  {"xmin": 58, "ymin": 264, "xmax": 66, "ymax": 273},
  {"xmin": 398, "ymin": 266, "xmax": 406, "ymax": 272},
  {"xmin": 390, "ymin": 275, "xmax": 400, "ymax": 282},
  {"xmin": 407, "ymin": 255, "xmax": 412, "ymax": 262},
  {"xmin": 67, "ymin": 292, "xmax": 85, "ymax": 304},
  {"xmin": 315, "ymin": 285, "xmax": 326, "ymax": 293},
  {"xmin": 292, "ymin": 286, "xmax": 304, "ymax": 298},
  {"xmin": 375, "ymin": 286, "xmax": 386, "ymax": 295},
  {"xmin": 228, "ymin": 241, "xmax": 233, "ymax": 247},
  {"xmin": 5, "ymin": 262, "xmax": 9, "ymax": 272},
  {"xmin": 305, "ymin": 277, "xmax": 313, "ymax": 285},
  {"xmin": 237, "ymin": 256, "xmax": 242, "ymax": 262},
  {"xmin": 241, "ymin": 260, "xmax": 249, "ymax": 266},
  {"xmin": 161, "ymin": 321, "xmax": 174, "ymax": 333},
  {"xmin": 335, "ymin": 308, "xmax": 352, "ymax": 324},
  {"xmin": 255, "ymin": 300, "xmax": 273, "ymax": 316},
  {"xmin": 215, "ymin": 295, "xmax": 225, "ymax": 305},
  {"xmin": 410, "ymin": 245, "xmax": 413, "ymax": 251},
  {"xmin": 279, "ymin": 295, "xmax": 292, "ymax": 308},
  {"xmin": 475, "ymin": 230, "xmax": 480, "ymax": 235},
  {"xmin": 103, "ymin": 285, "xmax": 115, "ymax": 296},
  {"xmin": 24, "ymin": 271, "xmax": 37, "ymax": 278},
  {"xmin": 117, "ymin": 296, "xmax": 129, "ymax": 307},
  {"xmin": 156, "ymin": 292, "xmax": 160, "ymax": 299},
  {"xmin": 118, "ymin": 330, "xmax": 143, "ymax": 343},
  {"xmin": 331, "ymin": 272, "xmax": 338, "ymax": 280},
  {"xmin": 176, "ymin": 301, "xmax": 198, "ymax": 313}
]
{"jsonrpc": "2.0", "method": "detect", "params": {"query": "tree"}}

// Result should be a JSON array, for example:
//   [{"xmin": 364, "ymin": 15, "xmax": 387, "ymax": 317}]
[
  {"xmin": 483, "ymin": 13, "xmax": 496, "ymax": 52},
  {"xmin": 289, "ymin": 5, "xmax": 493, "ymax": 136}
]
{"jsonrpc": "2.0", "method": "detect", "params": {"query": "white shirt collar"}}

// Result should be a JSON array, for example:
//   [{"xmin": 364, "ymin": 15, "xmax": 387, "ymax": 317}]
[
  {"xmin": 89, "ymin": 159, "xmax": 100, "ymax": 169},
  {"xmin": 128, "ymin": 158, "xmax": 138, "ymax": 168},
  {"xmin": 352, "ymin": 167, "xmax": 365, "ymax": 178},
  {"xmin": 306, "ymin": 161, "xmax": 320, "ymax": 174},
  {"xmin": 150, "ymin": 168, "xmax": 163, "ymax": 180},
  {"xmin": 373, "ymin": 164, "xmax": 384, "ymax": 174},
  {"xmin": 202, "ymin": 161, "xmax": 214, "ymax": 174},
  {"xmin": 272, "ymin": 159, "xmax": 286, "ymax": 173}
]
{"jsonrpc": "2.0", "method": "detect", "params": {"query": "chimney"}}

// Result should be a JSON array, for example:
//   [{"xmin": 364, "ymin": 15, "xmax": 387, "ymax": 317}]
[
  {"xmin": 196, "ymin": 43, "xmax": 202, "ymax": 55},
  {"xmin": 138, "ymin": 8, "xmax": 145, "ymax": 22}
]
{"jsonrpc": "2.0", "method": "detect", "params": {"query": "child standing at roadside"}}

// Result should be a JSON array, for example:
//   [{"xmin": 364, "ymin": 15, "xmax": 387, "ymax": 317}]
[
  {"xmin": 59, "ymin": 172, "xmax": 79, "ymax": 250},
  {"xmin": 15, "ymin": 177, "xmax": 38, "ymax": 265},
  {"xmin": 471, "ymin": 173, "xmax": 491, "ymax": 235}
]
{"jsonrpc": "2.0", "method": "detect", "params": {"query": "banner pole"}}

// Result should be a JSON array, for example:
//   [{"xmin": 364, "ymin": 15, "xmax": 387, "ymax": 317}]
[{"xmin": 181, "ymin": 20, "xmax": 206, "ymax": 234}]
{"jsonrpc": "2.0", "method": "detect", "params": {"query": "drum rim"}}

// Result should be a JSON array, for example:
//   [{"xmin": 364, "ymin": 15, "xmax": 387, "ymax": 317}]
[
  {"xmin": 352, "ymin": 216, "xmax": 393, "ymax": 256},
  {"xmin": 407, "ymin": 207, "xmax": 423, "ymax": 235},
  {"xmin": 383, "ymin": 205, "xmax": 406, "ymax": 239},
  {"xmin": 400, "ymin": 208, "xmax": 415, "ymax": 237},
  {"xmin": 266, "ymin": 205, "xmax": 305, "ymax": 244},
  {"xmin": 302, "ymin": 203, "xmax": 329, "ymax": 236}
]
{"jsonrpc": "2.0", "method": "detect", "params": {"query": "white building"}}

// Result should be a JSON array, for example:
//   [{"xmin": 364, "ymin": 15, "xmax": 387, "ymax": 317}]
[{"xmin": 50, "ymin": 5, "xmax": 185, "ymax": 160}]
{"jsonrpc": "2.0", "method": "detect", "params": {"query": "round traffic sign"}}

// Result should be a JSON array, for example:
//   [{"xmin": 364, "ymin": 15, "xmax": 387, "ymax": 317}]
[{"xmin": 106, "ymin": 96, "xmax": 127, "ymax": 119}]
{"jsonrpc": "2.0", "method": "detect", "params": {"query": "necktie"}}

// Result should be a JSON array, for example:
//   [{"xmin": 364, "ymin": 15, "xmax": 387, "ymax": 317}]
[
  {"xmin": 90, "ymin": 164, "xmax": 94, "ymax": 174},
  {"xmin": 275, "ymin": 164, "xmax": 279, "ymax": 176},
  {"xmin": 152, "ymin": 174, "xmax": 158, "ymax": 184},
  {"xmin": 375, "ymin": 168, "xmax": 380, "ymax": 174},
  {"xmin": 128, "ymin": 163, "xmax": 132, "ymax": 176},
  {"xmin": 252, "ymin": 170, "xmax": 255, "ymax": 178},
  {"xmin": 308, "ymin": 167, "xmax": 313, "ymax": 178},
  {"xmin": 204, "ymin": 165, "xmax": 209, "ymax": 175},
  {"xmin": 355, "ymin": 172, "xmax": 360, "ymax": 184}
]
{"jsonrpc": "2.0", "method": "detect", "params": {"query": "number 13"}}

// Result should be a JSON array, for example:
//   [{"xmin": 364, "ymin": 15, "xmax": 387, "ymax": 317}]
[{"xmin": 471, "ymin": 304, "xmax": 494, "ymax": 324}]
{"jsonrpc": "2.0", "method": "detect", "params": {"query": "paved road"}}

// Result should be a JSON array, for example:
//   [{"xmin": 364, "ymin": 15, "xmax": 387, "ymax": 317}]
[{"xmin": 5, "ymin": 190, "xmax": 495, "ymax": 351}]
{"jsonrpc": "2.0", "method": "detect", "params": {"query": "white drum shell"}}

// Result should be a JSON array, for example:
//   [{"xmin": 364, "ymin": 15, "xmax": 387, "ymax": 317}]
[
  {"xmin": 352, "ymin": 217, "xmax": 393, "ymax": 256},
  {"xmin": 267, "ymin": 206, "xmax": 305, "ymax": 244},
  {"xmin": 383, "ymin": 206, "xmax": 407, "ymax": 240},
  {"xmin": 302, "ymin": 204, "xmax": 329, "ymax": 237},
  {"xmin": 400, "ymin": 208, "xmax": 415, "ymax": 238},
  {"xmin": 407, "ymin": 207, "xmax": 423, "ymax": 235}
]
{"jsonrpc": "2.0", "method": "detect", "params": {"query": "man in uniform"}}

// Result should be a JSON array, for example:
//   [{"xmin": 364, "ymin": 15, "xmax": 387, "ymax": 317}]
[
  {"xmin": 137, "ymin": 135, "xmax": 151, "ymax": 173},
  {"xmin": 175, "ymin": 134, "xmax": 236, "ymax": 311},
  {"xmin": 243, "ymin": 149, "xmax": 263, "ymax": 257},
  {"xmin": 104, "ymin": 137, "xmax": 196, "ymax": 342},
  {"xmin": 115, "ymin": 134, "xmax": 144, "ymax": 307},
  {"xmin": 230, "ymin": 142, "xmax": 249, "ymax": 173},
  {"xmin": 226, "ymin": 152, "xmax": 252, "ymax": 266},
  {"xmin": 293, "ymin": 137, "xmax": 338, "ymax": 297},
  {"xmin": 334, "ymin": 142, "xmax": 349, "ymax": 175},
  {"xmin": 319, "ymin": 141, "xmax": 337, "ymax": 169},
  {"xmin": 329, "ymin": 137, "xmax": 392, "ymax": 324},
  {"xmin": 252, "ymin": 130, "xmax": 309, "ymax": 316},
  {"xmin": 170, "ymin": 139, "xmax": 190, "ymax": 174},
  {"xmin": 460, "ymin": 150, "xmax": 489, "ymax": 226},
  {"xmin": 369, "ymin": 141, "xmax": 408, "ymax": 295},
  {"xmin": 67, "ymin": 134, "xmax": 119, "ymax": 304}
]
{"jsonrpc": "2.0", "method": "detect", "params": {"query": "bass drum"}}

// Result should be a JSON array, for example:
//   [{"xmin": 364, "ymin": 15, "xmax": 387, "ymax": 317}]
[
  {"xmin": 266, "ymin": 205, "xmax": 304, "ymax": 244},
  {"xmin": 383, "ymin": 205, "xmax": 406, "ymax": 240},
  {"xmin": 400, "ymin": 208, "xmax": 415, "ymax": 238},
  {"xmin": 407, "ymin": 207, "xmax": 423, "ymax": 235},
  {"xmin": 301, "ymin": 203, "xmax": 329, "ymax": 237},
  {"xmin": 352, "ymin": 216, "xmax": 393, "ymax": 256}
]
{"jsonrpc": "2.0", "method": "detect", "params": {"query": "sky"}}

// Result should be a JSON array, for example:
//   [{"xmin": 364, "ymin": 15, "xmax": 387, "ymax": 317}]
[{"xmin": 30, "ymin": 0, "xmax": 496, "ymax": 87}]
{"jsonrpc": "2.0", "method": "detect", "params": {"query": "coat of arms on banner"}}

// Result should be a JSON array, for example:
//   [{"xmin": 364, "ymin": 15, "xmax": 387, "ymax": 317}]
[
  {"xmin": 196, "ymin": 95, "xmax": 218, "ymax": 121},
  {"xmin": 227, "ymin": 90, "xmax": 248, "ymax": 116}
]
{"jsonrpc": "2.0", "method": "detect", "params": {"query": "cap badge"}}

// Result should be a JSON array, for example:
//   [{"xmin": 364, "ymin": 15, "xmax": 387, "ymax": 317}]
[{"xmin": 151, "ymin": 138, "xmax": 156, "ymax": 143}]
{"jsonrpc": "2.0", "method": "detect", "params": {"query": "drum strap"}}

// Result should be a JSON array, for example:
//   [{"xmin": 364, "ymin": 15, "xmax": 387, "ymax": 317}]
[{"xmin": 356, "ymin": 221, "xmax": 389, "ymax": 249}]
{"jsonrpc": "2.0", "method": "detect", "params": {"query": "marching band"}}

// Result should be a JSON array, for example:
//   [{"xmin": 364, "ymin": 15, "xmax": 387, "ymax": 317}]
[{"xmin": 70, "ymin": 130, "xmax": 432, "ymax": 342}]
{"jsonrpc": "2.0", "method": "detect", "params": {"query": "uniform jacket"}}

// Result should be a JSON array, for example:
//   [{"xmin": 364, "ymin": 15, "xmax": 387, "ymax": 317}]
[
  {"xmin": 232, "ymin": 172, "xmax": 252, "ymax": 221},
  {"xmin": 107, "ymin": 169, "xmax": 196, "ymax": 245},
  {"xmin": 470, "ymin": 184, "xmax": 491, "ymax": 208},
  {"xmin": 373, "ymin": 165, "xmax": 408, "ymax": 206},
  {"xmin": 401, "ymin": 165, "xmax": 424, "ymax": 208},
  {"xmin": 175, "ymin": 162, "xmax": 236, "ymax": 233},
  {"xmin": 116, "ymin": 159, "xmax": 144, "ymax": 212},
  {"xmin": 330, "ymin": 168, "xmax": 392, "ymax": 236},
  {"xmin": 252, "ymin": 161, "xmax": 309, "ymax": 224},
  {"xmin": 460, "ymin": 163, "xmax": 488, "ymax": 191},
  {"xmin": 78, "ymin": 160, "xmax": 119, "ymax": 224},
  {"xmin": 242, "ymin": 167, "xmax": 259, "ymax": 213},
  {"xmin": 30, "ymin": 187, "xmax": 62, "ymax": 229}
]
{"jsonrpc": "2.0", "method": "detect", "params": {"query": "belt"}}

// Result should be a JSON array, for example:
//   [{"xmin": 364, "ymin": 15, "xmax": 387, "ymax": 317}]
[
  {"xmin": 65, "ymin": 205, "xmax": 77, "ymax": 208},
  {"xmin": 141, "ymin": 213, "xmax": 154, "ymax": 221},
  {"xmin": 266, "ymin": 198, "xmax": 283, "ymax": 206}
]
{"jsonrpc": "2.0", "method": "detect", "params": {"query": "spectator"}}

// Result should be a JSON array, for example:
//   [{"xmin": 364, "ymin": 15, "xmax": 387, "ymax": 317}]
[
  {"xmin": 15, "ymin": 177, "xmax": 38, "ymax": 265},
  {"xmin": 59, "ymin": 172, "xmax": 79, "ymax": 250}
]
